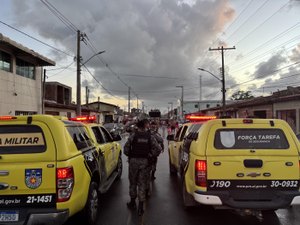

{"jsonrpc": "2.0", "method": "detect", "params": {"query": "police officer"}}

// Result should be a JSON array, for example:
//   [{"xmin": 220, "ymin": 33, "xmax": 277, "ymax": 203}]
[
  {"xmin": 149, "ymin": 121, "xmax": 164, "ymax": 180},
  {"xmin": 124, "ymin": 119, "xmax": 161, "ymax": 216}
]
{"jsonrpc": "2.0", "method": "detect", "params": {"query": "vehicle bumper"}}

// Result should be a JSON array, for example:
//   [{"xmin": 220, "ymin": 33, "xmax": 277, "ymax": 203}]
[
  {"xmin": 194, "ymin": 190, "xmax": 300, "ymax": 210},
  {"xmin": 0, "ymin": 209, "xmax": 69, "ymax": 225},
  {"xmin": 27, "ymin": 209, "xmax": 69, "ymax": 225}
]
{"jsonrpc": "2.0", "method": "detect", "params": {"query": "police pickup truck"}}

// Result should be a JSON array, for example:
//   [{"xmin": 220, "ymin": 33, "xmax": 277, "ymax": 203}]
[
  {"xmin": 180, "ymin": 118, "xmax": 300, "ymax": 215},
  {"xmin": 0, "ymin": 115, "xmax": 122, "ymax": 225}
]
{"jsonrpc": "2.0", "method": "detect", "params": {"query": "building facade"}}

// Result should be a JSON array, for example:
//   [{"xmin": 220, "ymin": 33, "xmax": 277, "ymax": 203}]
[
  {"xmin": 202, "ymin": 87, "xmax": 300, "ymax": 134},
  {"xmin": 0, "ymin": 33, "xmax": 55, "ymax": 115}
]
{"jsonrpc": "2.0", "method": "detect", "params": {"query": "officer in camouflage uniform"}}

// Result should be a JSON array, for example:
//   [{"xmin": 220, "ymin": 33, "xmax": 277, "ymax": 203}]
[
  {"xmin": 124, "ymin": 119, "xmax": 161, "ymax": 216},
  {"xmin": 149, "ymin": 121, "xmax": 164, "ymax": 180}
]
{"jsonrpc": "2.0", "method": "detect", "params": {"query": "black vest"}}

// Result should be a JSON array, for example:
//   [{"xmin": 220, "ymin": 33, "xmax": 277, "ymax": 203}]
[{"xmin": 130, "ymin": 131, "xmax": 151, "ymax": 158}]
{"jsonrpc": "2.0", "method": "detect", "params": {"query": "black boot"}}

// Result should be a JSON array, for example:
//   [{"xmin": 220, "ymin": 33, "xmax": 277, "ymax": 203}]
[
  {"xmin": 151, "ymin": 170, "xmax": 156, "ymax": 180},
  {"xmin": 138, "ymin": 201, "xmax": 144, "ymax": 216},
  {"xmin": 127, "ymin": 198, "xmax": 136, "ymax": 209}
]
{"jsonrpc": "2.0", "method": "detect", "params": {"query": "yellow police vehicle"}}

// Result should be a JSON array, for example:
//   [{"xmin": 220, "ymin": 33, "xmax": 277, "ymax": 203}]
[
  {"xmin": 181, "ymin": 118, "xmax": 300, "ymax": 214},
  {"xmin": 167, "ymin": 115, "xmax": 216, "ymax": 175},
  {"xmin": 0, "ymin": 115, "xmax": 122, "ymax": 225},
  {"xmin": 167, "ymin": 122, "xmax": 193, "ymax": 175}
]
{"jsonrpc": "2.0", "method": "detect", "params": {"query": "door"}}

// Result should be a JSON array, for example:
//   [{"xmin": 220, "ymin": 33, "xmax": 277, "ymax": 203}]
[{"xmin": 91, "ymin": 126, "xmax": 112, "ymax": 177}]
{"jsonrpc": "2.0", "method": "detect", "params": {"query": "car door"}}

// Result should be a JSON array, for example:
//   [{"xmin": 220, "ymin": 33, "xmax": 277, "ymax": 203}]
[
  {"xmin": 173, "ymin": 125, "xmax": 189, "ymax": 169},
  {"xmin": 99, "ymin": 127, "xmax": 117, "ymax": 176},
  {"xmin": 91, "ymin": 126, "xmax": 112, "ymax": 177}
]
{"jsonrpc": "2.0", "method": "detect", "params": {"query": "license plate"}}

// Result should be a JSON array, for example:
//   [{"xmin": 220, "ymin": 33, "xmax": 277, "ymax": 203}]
[
  {"xmin": 0, "ymin": 211, "xmax": 19, "ymax": 222},
  {"xmin": 207, "ymin": 180, "xmax": 300, "ymax": 190}
]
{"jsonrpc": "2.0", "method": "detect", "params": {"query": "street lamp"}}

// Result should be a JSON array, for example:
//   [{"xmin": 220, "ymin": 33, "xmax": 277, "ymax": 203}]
[
  {"xmin": 76, "ymin": 50, "xmax": 106, "ymax": 116},
  {"xmin": 198, "ymin": 67, "xmax": 225, "ymax": 115},
  {"xmin": 176, "ymin": 85, "xmax": 184, "ymax": 120},
  {"xmin": 168, "ymin": 102, "xmax": 173, "ymax": 118}
]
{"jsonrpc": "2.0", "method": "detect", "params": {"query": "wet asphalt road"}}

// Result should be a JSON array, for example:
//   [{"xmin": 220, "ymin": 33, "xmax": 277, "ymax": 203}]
[{"xmin": 65, "ymin": 131, "xmax": 300, "ymax": 225}]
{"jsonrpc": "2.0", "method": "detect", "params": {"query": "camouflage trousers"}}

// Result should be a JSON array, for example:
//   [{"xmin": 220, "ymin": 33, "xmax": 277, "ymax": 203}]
[{"xmin": 128, "ymin": 158, "xmax": 150, "ymax": 202}]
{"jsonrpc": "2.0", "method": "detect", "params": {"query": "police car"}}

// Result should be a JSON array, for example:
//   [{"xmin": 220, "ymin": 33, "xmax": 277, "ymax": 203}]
[
  {"xmin": 0, "ymin": 115, "xmax": 121, "ymax": 225},
  {"xmin": 167, "ymin": 115, "xmax": 216, "ymax": 176},
  {"xmin": 180, "ymin": 118, "xmax": 300, "ymax": 213}
]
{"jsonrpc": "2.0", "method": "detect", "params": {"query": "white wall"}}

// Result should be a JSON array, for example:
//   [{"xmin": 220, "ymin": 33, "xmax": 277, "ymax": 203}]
[{"xmin": 0, "ymin": 64, "xmax": 42, "ymax": 115}]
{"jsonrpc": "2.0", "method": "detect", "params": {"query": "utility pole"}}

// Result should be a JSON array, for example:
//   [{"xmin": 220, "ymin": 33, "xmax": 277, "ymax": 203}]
[
  {"xmin": 209, "ymin": 46, "xmax": 235, "ymax": 116},
  {"xmin": 42, "ymin": 69, "xmax": 46, "ymax": 114},
  {"xmin": 176, "ymin": 85, "xmax": 184, "ymax": 120},
  {"xmin": 76, "ymin": 30, "xmax": 81, "ymax": 116},
  {"xmin": 97, "ymin": 96, "xmax": 101, "ymax": 123},
  {"xmin": 199, "ymin": 75, "xmax": 202, "ymax": 112},
  {"xmin": 128, "ymin": 87, "xmax": 131, "ymax": 113},
  {"xmin": 136, "ymin": 95, "xmax": 139, "ymax": 111},
  {"xmin": 85, "ymin": 86, "xmax": 89, "ymax": 105}
]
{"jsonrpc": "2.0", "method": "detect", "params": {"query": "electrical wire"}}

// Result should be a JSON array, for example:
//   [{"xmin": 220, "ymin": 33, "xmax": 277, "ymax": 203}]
[
  {"xmin": 40, "ymin": 0, "xmax": 78, "ymax": 33},
  {"xmin": 0, "ymin": 20, "xmax": 74, "ymax": 57}
]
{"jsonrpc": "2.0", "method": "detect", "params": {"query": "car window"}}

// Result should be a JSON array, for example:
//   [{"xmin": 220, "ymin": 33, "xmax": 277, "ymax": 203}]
[
  {"xmin": 191, "ymin": 124, "xmax": 202, "ymax": 133},
  {"xmin": 100, "ymin": 127, "xmax": 113, "ymax": 143},
  {"xmin": 214, "ymin": 128, "xmax": 289, "ymax": 149},
  {"xmin": 67, "ymin": 125, "xmax": 93, "ymax": 150},
  {"xmin": 0, "ymin": 125, "xmax": 46, "ymax": 154},
  {"xmin": 174, "ymin": 126, "xmax": 183, "ymax": 140},
  {"xmin": 179, "ymin": 125, "xmax": 189, "ymax": 141},
  {"xmin": 92, "ymin": 126, "xmax": 105, "ymax": 144}
]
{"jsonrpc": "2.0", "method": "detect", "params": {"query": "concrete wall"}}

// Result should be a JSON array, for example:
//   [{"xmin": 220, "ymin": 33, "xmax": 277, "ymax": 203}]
[{"xmin": 0, "ymin": 59, "xmax": 42, "ymax": 115}]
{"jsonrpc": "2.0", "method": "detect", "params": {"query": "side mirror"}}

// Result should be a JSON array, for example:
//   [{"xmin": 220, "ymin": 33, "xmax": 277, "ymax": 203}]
[
  {"xmin": 167, "ymin": 134, "xmax": 174, "ymax": 141},
  {"xmin": 111, "ymin": 133, "xmax": 122, "ymax": 141}
]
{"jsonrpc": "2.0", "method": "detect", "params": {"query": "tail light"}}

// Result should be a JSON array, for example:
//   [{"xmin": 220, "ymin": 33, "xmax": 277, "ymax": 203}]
[
  {"xmin": 56, "ymin": 167, "xmax": 74, "ymax": 202},
  {"xmin": 195, "ymin": 160, "xmax": 207, "ymax": 187}
]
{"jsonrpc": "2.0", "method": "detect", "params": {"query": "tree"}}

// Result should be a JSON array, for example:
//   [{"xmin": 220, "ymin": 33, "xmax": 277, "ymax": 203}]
[{"xmin": 231, "ymin": 90, "xmax": 254, "ymax": 100}]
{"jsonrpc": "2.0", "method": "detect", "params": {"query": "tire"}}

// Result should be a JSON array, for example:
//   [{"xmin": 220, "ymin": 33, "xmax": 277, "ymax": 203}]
[
  {"xmin": 169, "ymin": 153, "xmax": 177, "ymax": 176},
  {"xmin": 182, "ymin": 179, "xmax": 196, "ymax": 209},
  {"xmin": 116, "ymin": 155, "xmax": 123, "ymax": 180},
  {"xmin": 83, "ymin": 181, "xmax": 99, "ymax": 225}
]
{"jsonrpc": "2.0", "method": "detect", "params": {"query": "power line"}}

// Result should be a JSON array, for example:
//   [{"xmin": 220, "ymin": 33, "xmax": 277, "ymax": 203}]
[
  {"xmin": 81, "ymin": 64, "xmax": 121, "ymax": 99},
  {"xmin": 40, "ymin": 0, "xmax": 78, "ymax": 33},
  {"xmin": 47, "ymin": 61, "xmax": 75, "ymax": 77},
  {"xmin": 227, "ymin": 22, "xmax": 300, "ymax": 67},
  {"xmin": 0, "ymin": 20, "xmax": 74, "ymax": 57},
  {"xmin": 225, "ymin": 0, "xmax": 270, "ymax": 43}
]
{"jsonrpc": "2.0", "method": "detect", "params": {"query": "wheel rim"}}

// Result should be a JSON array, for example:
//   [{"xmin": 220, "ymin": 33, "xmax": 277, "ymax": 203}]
[{"xmin": 89, "ymin": 189, "xmax": 99, "ymax": 222}]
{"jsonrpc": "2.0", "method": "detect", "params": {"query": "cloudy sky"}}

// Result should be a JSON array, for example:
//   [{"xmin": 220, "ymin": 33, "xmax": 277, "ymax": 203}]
[{"xmin": 1, "ymin": 0, "xmax": 300, "ymax": 113}]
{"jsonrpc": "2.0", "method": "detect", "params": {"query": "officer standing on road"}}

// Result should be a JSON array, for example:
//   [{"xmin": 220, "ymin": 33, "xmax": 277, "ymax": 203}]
[
  {"xmin": 124, "ymin": 119, "xmax": 162, "ymax": 216},
  {"xmin": 149, "ymin": 121, "xmax": 164, "ymax": 180}
]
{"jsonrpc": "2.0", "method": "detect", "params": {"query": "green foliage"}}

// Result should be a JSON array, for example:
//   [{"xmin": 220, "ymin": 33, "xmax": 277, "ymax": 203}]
[{"xmin": 231, "ymin": 90, "xmax": 254, "ymax": 100}]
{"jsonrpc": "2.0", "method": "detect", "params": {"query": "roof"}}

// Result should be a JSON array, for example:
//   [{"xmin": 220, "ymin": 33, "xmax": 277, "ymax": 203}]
[
  {"xmin": 0, "ymin": 33, "xmax": 55, "ymax": 66},
  {"xmin": 201, "ymin": 87, "xmax": 300, "ymax": 113}
]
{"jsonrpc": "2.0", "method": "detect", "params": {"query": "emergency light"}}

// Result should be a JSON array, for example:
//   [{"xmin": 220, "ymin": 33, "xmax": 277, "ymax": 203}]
[
  {"xmin": 69, "ymin": 115, "xmax": 96, "ymax": 122},
  {"xmin": 185, "ymin": 115, "xmax": 216, "ymax": 121}
]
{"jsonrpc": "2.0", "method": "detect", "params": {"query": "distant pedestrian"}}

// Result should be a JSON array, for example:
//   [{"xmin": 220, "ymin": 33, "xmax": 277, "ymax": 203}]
[{"xmin": 124, "ymin": 119, "xmax": 162, "ymax": 216}]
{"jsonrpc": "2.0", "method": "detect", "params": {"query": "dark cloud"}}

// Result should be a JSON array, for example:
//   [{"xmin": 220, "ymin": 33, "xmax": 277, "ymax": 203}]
[
  {"xmin": 253, "ymin": 53, "xmax": 287, "ymax": 79},
  {"xmin": 10, "ymin": 0, "xmax": 237, "ymax": 109}
]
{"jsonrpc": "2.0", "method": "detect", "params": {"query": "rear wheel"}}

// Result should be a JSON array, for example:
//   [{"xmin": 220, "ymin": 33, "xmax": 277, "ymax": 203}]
[
  {"xmin": 182, "ymin": 179, "xmax": 196, "ymax": 210},
  {"xmin": 83, "ymin": 181, "xmax": 99, "ymax": 225},
  {"xmin": 116, "ymin": 155, "xmax": 123, "ymax": 180},
  {"xmin": 169, "ymin": 152, "xmax": 177, "ymax": 176}
]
